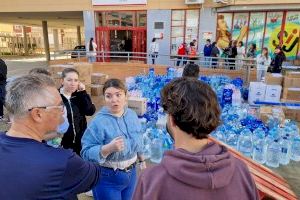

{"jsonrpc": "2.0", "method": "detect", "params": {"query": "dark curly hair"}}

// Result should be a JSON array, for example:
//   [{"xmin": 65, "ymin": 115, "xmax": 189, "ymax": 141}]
[
  {"xmin": 161, "ymin": 77, "xmax": 221, "ymax": 139},
  {"xmin": 182, "ymin": 64, "xmax": 199, "ymax": 78}
]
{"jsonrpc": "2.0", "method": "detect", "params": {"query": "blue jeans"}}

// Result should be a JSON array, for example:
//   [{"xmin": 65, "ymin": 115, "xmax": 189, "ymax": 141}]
[
  {"xmin": 88, "ymin": 56, "xmax": 96, "ymax": 63},
  {"xmin": 92, "ymin": 166, "xmax": 137, "ymax": 200}
]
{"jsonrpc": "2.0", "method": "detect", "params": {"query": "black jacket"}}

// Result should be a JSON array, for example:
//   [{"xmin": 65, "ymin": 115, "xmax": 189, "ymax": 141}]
[
  {"xmin": 270, "ymin": 52, "xmax": 286, "ymax": 73},
  {"xmin": 0, "ymin": 59, "xmax": 7, "ymax": 85},
  {"xmin": 60, "ymin": 90, "xmax": 96, "ymax": 155}
]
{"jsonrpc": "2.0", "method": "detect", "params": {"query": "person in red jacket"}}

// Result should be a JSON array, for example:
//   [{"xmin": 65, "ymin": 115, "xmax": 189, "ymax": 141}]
[
  {"xmin": 176, "ymin": 42, "xmax": 188, "ymax": 66},
  {"xmin": 133, "ymin": 77, "xmax": 259, "ymax": 200}
]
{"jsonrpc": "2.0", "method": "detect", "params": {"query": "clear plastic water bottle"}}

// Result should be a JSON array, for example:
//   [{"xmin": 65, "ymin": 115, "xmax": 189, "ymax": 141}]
[
  {"xmin": 279, "ymin": 136, "xmax": 291, "ymax": 165},
  {"xmin": 290, "ymin": 137, "xmax": 300, "ymax": 161},
  {"xmin": 237, "ymin": 129, "xmax": 253, "ymax": 157},
  {"xmin": 150, "ymin": 138, "xmax": 163, "ymax": 163},
  {"xmin": 139, "ymin": 118, "xmax": 147, "ymax": 133},
  {"xmin": 266, "ymin": 139, "xmax": 281, "ymax": 168},
  {"xmin": 225, "ymin": 130, "xmax": 239, "ymax": 149},
  {"xmin": 252, "ymin": 129, "xmax": 267, "ymax": 164}
]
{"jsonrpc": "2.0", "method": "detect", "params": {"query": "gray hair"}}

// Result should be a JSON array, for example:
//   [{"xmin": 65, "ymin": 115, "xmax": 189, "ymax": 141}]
[{"xmin": 5, "ymin": 74, "xmax": 57, "ymax": 118}]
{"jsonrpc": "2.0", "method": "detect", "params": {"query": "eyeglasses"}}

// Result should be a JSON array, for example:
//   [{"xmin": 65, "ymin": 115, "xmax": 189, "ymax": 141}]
[{"xmin": 28, "ymin": 104, "xmax": 65, "ymax": 112}]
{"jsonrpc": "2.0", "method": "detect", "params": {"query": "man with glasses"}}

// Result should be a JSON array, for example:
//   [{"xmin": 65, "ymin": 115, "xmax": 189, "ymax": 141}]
[{"xmin": 0, "ymin": 74, "xmax": 101, "ymax": 199}]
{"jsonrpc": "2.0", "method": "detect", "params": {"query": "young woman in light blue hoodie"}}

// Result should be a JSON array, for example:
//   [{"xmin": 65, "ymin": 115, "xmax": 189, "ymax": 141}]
[{"xmin": 81, "ymin": 78, "xmax": 145, "ymax": 200}]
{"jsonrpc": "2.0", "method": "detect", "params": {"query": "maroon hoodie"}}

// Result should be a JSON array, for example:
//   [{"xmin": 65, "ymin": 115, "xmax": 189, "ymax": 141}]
[{"xmin": 133, "ymin": 142, "xmax": 259, "ymax": 200}]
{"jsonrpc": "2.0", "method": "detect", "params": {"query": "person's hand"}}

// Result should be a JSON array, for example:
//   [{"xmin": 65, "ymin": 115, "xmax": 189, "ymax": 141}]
[
  {"xmin": 107, "ymin": 136, "xmax": 125, "ymax": 153},
  {"xmin": 78, "ymin": 82, "xmax": 85, "ymax": 91},
  {"xmin": 139, "ymin": 161, "xmax": 147, "ymax": 170}
]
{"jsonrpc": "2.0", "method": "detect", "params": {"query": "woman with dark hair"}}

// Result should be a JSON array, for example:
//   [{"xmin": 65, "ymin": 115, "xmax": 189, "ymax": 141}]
[
  {"xmin": 224, "ymin": 40, "xmax": 237, "ymax": 69},
  {"xmin": 256, "ymin": 47, "xmax": 271, "ymax": 81},
  {"xmin": 87, "ymin": 37, "xmax": 97, "ymax": 63},
  {"xmin": 133, "ymin": 77, "xmax": 259, "ymax": 200},
  {"xmin": 269, "ymin": 46, "xmax": 286, "ymax": 73},
  {"xmin": 149, "ymin": 38, "xmax": 159, "ymax": 64},
  {"xmin": 210, "ymin": 42, "xmax": 220, "ymax": 68},
  {"xmin": 81, "ymin": 78, "xmax": 145, "ymax": 200},
  {"xmin": 246, "ymin": 43, "xmax": 257, "ymax": 59},
  {"xmin": 60, "ymin": 68, "xmax": 96, "ymax": 154},
  {"xmin": 188, "ymin": 42, "xmax": 198, "ymax": 64}
]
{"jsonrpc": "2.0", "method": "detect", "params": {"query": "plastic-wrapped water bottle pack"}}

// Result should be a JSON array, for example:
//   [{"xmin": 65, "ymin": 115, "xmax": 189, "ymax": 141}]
[{"xmin": 127, "ymin": 69, "xmax": 300, "ymax": 167}]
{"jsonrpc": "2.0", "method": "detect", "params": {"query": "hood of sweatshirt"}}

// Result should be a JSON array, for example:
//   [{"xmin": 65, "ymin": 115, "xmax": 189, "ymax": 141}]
[{"xmin": 162, "ymin": 142, "xmax": 236, "ymax": 189}]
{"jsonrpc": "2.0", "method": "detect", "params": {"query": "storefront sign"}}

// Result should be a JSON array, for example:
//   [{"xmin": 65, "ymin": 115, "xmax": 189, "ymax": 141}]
[{"xmin": 92, "ymin": 0, "xmax": 147, "ymax": 5}]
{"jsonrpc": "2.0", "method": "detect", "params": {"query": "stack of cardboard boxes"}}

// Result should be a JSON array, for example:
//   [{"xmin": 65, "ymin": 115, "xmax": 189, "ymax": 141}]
[
  {"xmin": 90, "ymin": 73, "xmax": 109, "ymax": 108},
  {"xmin": 282, "ymin": 72, "xmax": 300, "ymax": 122}
]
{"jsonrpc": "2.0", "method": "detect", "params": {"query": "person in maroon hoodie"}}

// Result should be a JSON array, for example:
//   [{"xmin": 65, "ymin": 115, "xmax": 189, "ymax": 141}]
[{"xmin": 133, "ymin": 77, "xmax": 259, "ymax": 200}]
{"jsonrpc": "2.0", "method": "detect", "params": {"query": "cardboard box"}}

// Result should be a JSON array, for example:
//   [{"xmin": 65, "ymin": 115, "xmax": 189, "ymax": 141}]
[
  {"xmin": 85, "ymin": 84, "xmax": 91, "ymax": 95},
  {"xmin": 91, "ymin": 84, "xmax": 104, "ymax": 96},
  {"xmin": 264, "ymin": 85, "xmax": 282, "ymax": 102},
  {"xmin": 282, "ymin": 88, "xmax": 300, "ymax": 101},
  {"xmin": 259, "ymin": 106, "xmax": 285, "ymax": 124},
  {"xmin": 265, "ymin": 73, "xmax": 283, "ymax": 85},
  {"xmin": 286, "ymin": 71, "xmax": 300, "ymax": 78},
  {"xmin": 248, "ymin": 82, "xmax": 266, "ymax": 105},
  {"xmin": 127, "ymin": 97, "xmax": 147, "ymax": 116},
  {"xmin": 73, "ymin": 62, "xmax": 92, "ymax": 85},
  {"xmin": 293, "ymin": 59, "xmax": 300, "ymax": 66},
  {"xmin": 49, "ymin": 64, "xmax": 72, "ymax": 76},
  {"xmin": 91, "ymin": 73, "xmax": 109, "ymax": 85},
  {"xmin": 91, "ymin": 95, "xmax": 106, "ymax": 109},
  {"xmin": 283, "ymin": 77, "xmax": 300, "ymax": 88},
  {"xmin": 283, "ymin": 107, "xmax": 300, "ymax": 122}
]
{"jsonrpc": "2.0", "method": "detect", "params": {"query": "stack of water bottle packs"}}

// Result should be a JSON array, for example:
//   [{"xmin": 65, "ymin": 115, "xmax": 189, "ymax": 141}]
[{"xmin": 125, "ymin": 68, "xmax": 300, "ymax": 168}]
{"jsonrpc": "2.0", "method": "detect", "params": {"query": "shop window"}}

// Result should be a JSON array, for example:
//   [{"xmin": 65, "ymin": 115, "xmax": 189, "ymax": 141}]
[
  {"xmin": 171, "ymin": 9, "xmax": 199, "ymax": 55},
  {"xmin": 106, "ymin": 11, "xmax": 134, "ymax": 27},
  {"xmin": 137, "ymin": 11, "xmax": 147, "ymax": 27},
  {"xmin": 232, "ymin": 13, "xmax": 249, "ymax": 45},
  {"xmin": 216, "ymin": 13, "xmax": 233, "ymax": 50},
  {"xmin": 247, "ymin": 12, "xmax": 266, "ymax": 54},
  {"xmin": 263, "ymin": 12, "xmax": 283, "ymax": 54},
  {"xmin": 282, "ymin": 11, "xmax": 300, "ymax": 59}
]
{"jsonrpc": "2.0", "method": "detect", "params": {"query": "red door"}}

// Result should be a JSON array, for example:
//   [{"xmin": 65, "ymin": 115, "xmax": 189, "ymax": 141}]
[
  {"xmin": 132, "ymin": 28, "xmax": 146, "ymax": 61},
  {"xmin": 95, "ymin": 27, "xmax": 110, "ymax": 62}
]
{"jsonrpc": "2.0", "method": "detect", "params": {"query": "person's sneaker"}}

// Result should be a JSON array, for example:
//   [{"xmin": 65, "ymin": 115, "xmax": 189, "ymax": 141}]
[{"xmin": 85, "ymin": 190, "xmax": 93, "ymax": 197}]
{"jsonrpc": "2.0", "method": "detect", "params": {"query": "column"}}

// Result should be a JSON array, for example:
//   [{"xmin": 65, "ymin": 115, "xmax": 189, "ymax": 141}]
[
  {"xmin": 83, "ymin": 10, "xmax": 96, "ymax": 48},
  {"xmin": 53, "ymin": 29, "xmax": 59, "ymax": 51},
  {"xmin": 42, "ymin": 21, "xmax": 50, "ymax": 61},
  {"xmin": 23, "ymin": 26, "xmax": 29, "ymax": 55},
  {"xmin": 77, "ymin": 26, "xmax": 81, "ymax": 45}
]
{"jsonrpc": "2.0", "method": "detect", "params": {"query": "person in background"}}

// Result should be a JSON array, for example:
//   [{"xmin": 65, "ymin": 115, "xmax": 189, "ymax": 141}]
[
  {"xmin": 182, "ymin": 63, "xmax": 199, "ymax": 78},
  {"xmin": 256, "ymin": 47, "xmax": 271, "ymax": 82},
  {"xmin": 269, "ymin": 46, "xmax": 286, "ymax": 73},
  {"xmin": 210, "ymin": 42, "xmax": 220, "ymax": 68},
  {"xmin": 29, "ymin": 68, "xmax": 69, "ymax": 147},
  {"xmin": 133, "ymin": 77, "xmax": 259, "ymax": 200},
  {"xmin": 81, "ymin": 78, "xmax": 145, "ymax": 200},
  {"xmin": 236, "ymin": 41, "xmax": 246, "ymax": 69},
  {"xmin": 176, "ymin": 42, "xmax": 188, "ymax": 67},
  {"xmin": 0, "ymin": 58, "xmax": 7, "ymax": 121},
  {"xmin": 188, "ymin": 42, "xmax": 198, "ymax": 64},
  {"xmin": 60, "ymin": 68, "xmax": 95, "ymax": 155},
  {"xmin": 203, "ymin": 39, "xmax": 212, "ymax": 67},
  {"xmin": 0, "ymin": 75, "xmax": 101, "ymax": 199},
  {"xmin": 149, "ymin": 38, "xmax": 159, "ymax": 65},
  {"xmin": 224, "ymin": 40, "xmax": 237, "ymax": 69},
  {"xmin": 87, "ymin": 37, "xmax": 97, "ymax": 63},
  {"xmin": 246, "ymin": 43, "xmax": 257, "ymax": 59}
]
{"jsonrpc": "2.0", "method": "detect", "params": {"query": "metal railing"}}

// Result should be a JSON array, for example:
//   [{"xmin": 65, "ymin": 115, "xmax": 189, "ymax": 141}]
[{"xmin": 52, "ymin": 50, "xmax": 260, "ymax": 85}]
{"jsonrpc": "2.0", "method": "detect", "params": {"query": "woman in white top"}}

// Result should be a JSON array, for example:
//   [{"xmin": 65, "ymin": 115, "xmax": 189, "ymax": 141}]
[
  {"xmin": 236, "ymin": 41, "xmax": 245, "ymax": 69},
  {"xmin": 87, "ymin": 37, "xmax": 97, "ymax": 63},
  {"xmin": 256, "ymin": 47, "xmax": 271, "ymax": 82},
  {"xmin": 149, "ymin": 38, "xmax": 159, "ymax": 65}
]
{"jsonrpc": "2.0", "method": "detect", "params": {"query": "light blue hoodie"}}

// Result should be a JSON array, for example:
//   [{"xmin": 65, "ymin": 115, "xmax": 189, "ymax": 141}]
[{"xmin": 81, "ymin": 106, "xmax": 143, "ymax": 164}]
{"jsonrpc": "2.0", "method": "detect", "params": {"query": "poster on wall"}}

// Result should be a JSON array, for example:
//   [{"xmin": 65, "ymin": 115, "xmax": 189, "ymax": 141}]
[
  {"xmin": 92, "ymin": 0, "xmax": 147, "ymax": 5},
  {"xmin": 232, "ymin": 13, "xmax": 249, "ymax": 45},
  {"xmin": 247, "ymin": 12, "xmax": 266, "ymax": 54},
  {"xmin": 216, "ymin": 13, "xmax": 233, "ymax": 49},
  {"xmin": 280, "ymin": 12, "xmax": 300, "ymax": 59},
  {"xmin": 263, "ymin": 12, "xmax": 283, "ymax": 55}
]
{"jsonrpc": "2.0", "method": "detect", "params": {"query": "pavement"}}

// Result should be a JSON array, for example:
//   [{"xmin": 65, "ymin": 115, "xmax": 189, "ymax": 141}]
[{"xmin": 1, "ymin": 56, "xmax": 300, "ymax": 199}]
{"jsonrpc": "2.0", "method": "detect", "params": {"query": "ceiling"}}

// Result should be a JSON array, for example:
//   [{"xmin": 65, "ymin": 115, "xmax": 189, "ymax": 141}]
[{"xmin": 0, "ymin": 11, "xmax": 84, "ymax": 28}]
